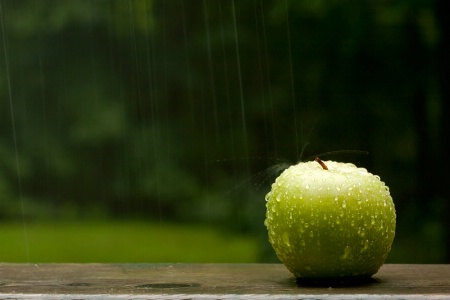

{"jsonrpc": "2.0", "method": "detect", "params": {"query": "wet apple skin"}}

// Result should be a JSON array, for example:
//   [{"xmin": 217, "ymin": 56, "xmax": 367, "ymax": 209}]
[{"xmin": 265, "ymin": 160, "xmax": 396, "ymax": 279}]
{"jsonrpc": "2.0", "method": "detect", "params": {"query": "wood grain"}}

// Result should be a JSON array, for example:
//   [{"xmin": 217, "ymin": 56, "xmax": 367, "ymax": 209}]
[{"xmin": 0, "ymin": 264, "xmax": 449, "ymax": 299}]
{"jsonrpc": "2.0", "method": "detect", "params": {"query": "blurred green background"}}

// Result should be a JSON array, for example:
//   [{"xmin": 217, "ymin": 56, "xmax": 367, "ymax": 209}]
[{"xmin": 0, "ymin": 0, "xmax": 449, "ymax": 263}]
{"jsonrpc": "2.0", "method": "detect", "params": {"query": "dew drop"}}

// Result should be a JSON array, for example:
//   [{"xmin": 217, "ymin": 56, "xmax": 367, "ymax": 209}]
[
  {"xmin": 276, "ymin": 195, "xmax": 281, "ymax": 202},
  {"xmin": 305, "ymin": 184, "xmax": 310, "ymax": 190},
  {"xmin": 342, "ymin": 200, "xmax": 347, "ymax": 208},
  {"xmin": 335, "ymin": 185, "xmax": 341, "ymax": 191},
  {"xmin": 304, "ymin": 264, "xmax": 312, "ymax": 271},
  {"xmin": 310, "ymin": 231, "xmax": 314, "ymax": 238}
]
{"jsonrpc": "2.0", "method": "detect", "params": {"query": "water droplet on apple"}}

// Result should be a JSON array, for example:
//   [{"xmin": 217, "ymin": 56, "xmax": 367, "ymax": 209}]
[
  {"xmin": 304, "ymin": 264, "xmax": 312, "ymax": 271},
  {"xmin": 305, "ymin": 184, "xmax": 310, "ymax": 190},
  {"xmin": 340, "ymin": 246, "xmax": 352, "ymax": 260},
  {"xmin": 335, "ymin": 185, "xmax": 341, "ymax": 191},
  {"xmin": 282, "ymin": 232, "xmax": 291, "ymax": 247},
  {"xmin": 342, "ymin": 200, "xmax": 347, "ymax": 208},
  {"xmin": 301, "ymin": 239, "xmax": 306, "ymax": 246},
  {"xmin": 276, "ymin": 195, "xmax": 281, "ymax": 202},
  {"xmin": 361, "ymin": 240, "xmax": 369, "ymax": 252},
  {"xmin": 358, "ymin": 227, "xmax": 366, "ymax": 237},
  {"xmin": 309, "ymin": 231, "xmax": 314, "ymax": 238}
]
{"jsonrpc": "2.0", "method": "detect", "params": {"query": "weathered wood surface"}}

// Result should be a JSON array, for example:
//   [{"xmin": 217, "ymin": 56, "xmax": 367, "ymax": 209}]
[{"xmin": 0, "ymin": 264, "xmax": 449, "ymax": 299}]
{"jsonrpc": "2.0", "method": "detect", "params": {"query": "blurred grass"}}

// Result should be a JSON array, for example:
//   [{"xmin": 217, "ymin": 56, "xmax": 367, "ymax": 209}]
[
  {"xmin": 0, "ymin": 221, "xmax": 260, "ymax": 263},
  {"xmin": 1, "ymin": 219, "xmax": 441, "ymax": 264}
]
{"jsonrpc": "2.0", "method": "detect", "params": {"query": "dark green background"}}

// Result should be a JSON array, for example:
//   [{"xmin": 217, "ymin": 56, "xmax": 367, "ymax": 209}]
[{"xmin": 0, "ymin": 0, "xmax": 449, "ymax": 263}]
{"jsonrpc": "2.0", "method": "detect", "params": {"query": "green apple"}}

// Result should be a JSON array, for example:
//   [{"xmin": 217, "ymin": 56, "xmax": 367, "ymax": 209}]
[{"xmin": 264, "ymin": 158, "xmax": 396, "ymax": 280}]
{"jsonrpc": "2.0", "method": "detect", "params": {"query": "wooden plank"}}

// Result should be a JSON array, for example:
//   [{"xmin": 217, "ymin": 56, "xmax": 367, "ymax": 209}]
[{"xmin": 0, "ymin": 264, "xmax": 449, "ymax": 299}]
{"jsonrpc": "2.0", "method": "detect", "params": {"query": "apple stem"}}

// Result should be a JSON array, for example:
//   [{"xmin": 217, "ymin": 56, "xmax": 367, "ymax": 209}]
[{"xmin": 315, "ymin": 157, "xmax": 328, "ymax": 170}]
